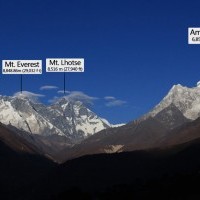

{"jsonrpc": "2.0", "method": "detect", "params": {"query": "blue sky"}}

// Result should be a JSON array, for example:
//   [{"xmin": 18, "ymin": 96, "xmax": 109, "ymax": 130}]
[{"xmin": 1, "ymin": 0, "xmax": 200, "ymax": 124}]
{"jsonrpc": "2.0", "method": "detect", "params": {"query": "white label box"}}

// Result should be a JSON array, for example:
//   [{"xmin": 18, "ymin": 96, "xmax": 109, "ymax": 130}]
[
  {"xmin": 46, "ymin": 58, "xmax": 84, "ymax": 72},
  {"xmin": 2, "ymin": 60, "xmax": 42, "ymax": 74},
  {"xmin": 188, "ymin": 28, "xmax": 200, "ymax": 44}
]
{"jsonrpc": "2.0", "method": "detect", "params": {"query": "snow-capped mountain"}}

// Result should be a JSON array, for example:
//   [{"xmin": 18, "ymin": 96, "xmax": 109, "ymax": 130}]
[
  {"xmin": 144, "ymin": 82, "xmax": 200, "ymax": 125},
  {"xmin": 0, "ymin": 95, "xmax": 111, "ymax": 142},
  {"xmin": 48, "ymin": 98, "xmax": 111, "ymax": 140},
  {"xmin": 0, "ymin": 95, "xmax": 65, "ymax": 137}
]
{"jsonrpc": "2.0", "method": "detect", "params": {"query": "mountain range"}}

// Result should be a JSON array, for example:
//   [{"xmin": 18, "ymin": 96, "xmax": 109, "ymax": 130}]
[
  {"xmin": 2, "ymin": 82, "xmax": 200, "ymax": 199},
  {"xmin": 0, "ymin": 94, "xmax": 114, "ymax": 160},
  {"xmin": 1, "ymin": 83, "xmax": 200, "ymax": 162},
  {"xmin": 0, "ymin": 95, "xmax": 111, "ymax": 139}
]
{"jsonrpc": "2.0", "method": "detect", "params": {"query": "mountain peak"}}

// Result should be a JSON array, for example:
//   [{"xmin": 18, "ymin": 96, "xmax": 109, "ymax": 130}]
[
  {"xmin": 169, "ymin": 84, "xmax": 187, "ymax": 93},
  {"xmin": 166, "ymin": 84, "xmax": 187, "ymax": 98},
  {"xmin": 172, "ymin": 83, "xmax": 184, "ymax": 88},
  {"xmin": 145, "ymin": 82, "xmax": 200, "ymax": 121}
]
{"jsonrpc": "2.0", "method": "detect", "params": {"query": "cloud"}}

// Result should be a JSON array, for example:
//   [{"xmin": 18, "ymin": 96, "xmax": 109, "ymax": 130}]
[
  {"xmin": 104, "ymin": 95, "xmax": 127, "ymax": 107},
  {"xmin": 105, "ymin": 100, "xmax": 127, "ymax": 107},
  {"xmin": 13, "ymin": 91, "xmax": 45, "ymax": 102},
  {"xmin": 64, "ymin": 91, "xmax": 98, "ymax": 104},
  {"xmin": 40, "ymin": 85, "xmax": 58, "ymax": 90},
  {"xmin": 49, "ymin": 91, "xmax": 98, "ymax": 105},
  {"xmin": 104, "ymin": 96, "xmax": 116, "ymax": 100}
]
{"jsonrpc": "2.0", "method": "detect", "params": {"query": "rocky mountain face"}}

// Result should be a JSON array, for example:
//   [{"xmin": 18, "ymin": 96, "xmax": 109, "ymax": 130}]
[
  {"xmin": 48, "ymin": 98, "xmax": 111, "ymax": 140},
  {"xmin": 0, "ymin": 95, "xmax": 64, "ymax": 137},
  {"xmin": 139, "ymin": 83, "xmax": 200, "ymax": 130},
  {"xmin": 153, "ymin": 103, "xmax": 190, "ymax": 129},
  {"xmin": 145, "ymin": 84, "xmax": 200, "ymax": 121},
  {"xmin": 0, "ymin": 95, "xmax": 111, "ymax": 143}
]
